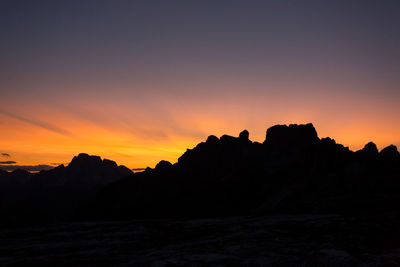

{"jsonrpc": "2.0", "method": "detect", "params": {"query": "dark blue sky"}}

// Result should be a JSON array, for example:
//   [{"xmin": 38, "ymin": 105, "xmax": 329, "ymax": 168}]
[{"xmin": 2, "ymin": 0, "xmax": 399, "ymax": 94}]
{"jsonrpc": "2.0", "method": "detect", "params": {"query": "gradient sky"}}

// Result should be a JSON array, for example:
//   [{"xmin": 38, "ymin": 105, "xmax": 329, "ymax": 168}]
[{"xmin": 1, "ymin": 0, "xmax": 399, "ymax": 170}]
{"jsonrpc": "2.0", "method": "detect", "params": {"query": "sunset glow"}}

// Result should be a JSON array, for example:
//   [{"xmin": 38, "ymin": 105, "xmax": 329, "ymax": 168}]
[{"xmin": 1, "ymin": 1, "xmax": 399, "ymax": 170}]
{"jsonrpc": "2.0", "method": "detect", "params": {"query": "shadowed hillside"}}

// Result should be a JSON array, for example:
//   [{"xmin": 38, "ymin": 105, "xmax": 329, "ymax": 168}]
[
  {"xmin": 0, "ymin": 154, "xmax": 132, "ymax": 225},
  {"xmin": 1, "ymin": 123, "xmax": 400, "ymax": 225},
  {"xmin": 83, "ymin": 123, "xmax": 400, "ymax": 220},
  {"xmin": 1, "ymin": 123, "xmax": 400, "ymax": 265}
]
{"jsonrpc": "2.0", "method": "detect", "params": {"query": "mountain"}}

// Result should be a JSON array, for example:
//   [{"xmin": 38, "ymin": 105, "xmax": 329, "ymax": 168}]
[
  {"xmin": 32, "ymin": 153, "xmax": 132, "ymax": 187},
  {"xmin": 2, "ymin": 123, "xmax": 400, "ymax": 225},
  {"xmin": 0, "ymin": 169, "xmax": 32, "ymax": 185},
  {"xmin": 85, "ymin": 123, "xmax": 400, "ymax": 220},
  {"xmin": 0, "ymin": 154, "xmax": 132, "ymax": 225}
]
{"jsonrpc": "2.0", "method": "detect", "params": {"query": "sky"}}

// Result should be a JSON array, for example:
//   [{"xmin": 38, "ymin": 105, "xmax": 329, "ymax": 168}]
[{"xmin": 0, "ymin": 0, "xmax": 399, "ymax": 171}]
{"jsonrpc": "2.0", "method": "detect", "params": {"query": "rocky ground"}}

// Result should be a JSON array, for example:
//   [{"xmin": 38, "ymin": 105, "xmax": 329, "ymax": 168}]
[{"xmin": 1, "ymin": 214, "xmax": 400, "ymax": 266}]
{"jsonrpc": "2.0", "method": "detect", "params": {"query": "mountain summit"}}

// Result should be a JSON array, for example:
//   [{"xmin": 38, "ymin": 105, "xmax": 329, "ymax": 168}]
[
  {"xmin": 32, "ymin": 153, "xmax": 132, "ymax": 187},
  {"xmin": 264, "ymin": 123, "xmax": 319, "ymax": 147},
  {"xmin": 1, "ymin": 123, "xmax": 400, "ymax": 224},
  {"xmin": 0, "ymin": 154, "xmax": 132, "ymax": 224},
  {"xmin": 86, "ymin": 123, "xmax": 400, "ymax": 220}
]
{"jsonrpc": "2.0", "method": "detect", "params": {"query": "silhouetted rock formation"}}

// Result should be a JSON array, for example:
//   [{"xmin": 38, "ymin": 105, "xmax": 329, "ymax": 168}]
[
  {"xmin": 33, "ymin": 153, "xmax": 132, "ymax": 187},
  {"xmin": 358, "ymin": 141, "xmax": 378, "ymax": 156},
  {"xmin": 264, "ymin": 123, "xmax": 318, "ymax": 147},
  {"xmin": 84, "ymin": 123, "xmax": 400, "ymax": 221},
  {"xmin": 0, "ymin": 154, "xmax": 132, "ymax": 225},
  {"xmin": 380, "ymin": 145, "xmax": 400, "ymax": 161},
  {"xmin": 2, "ymin": 124, "xmax": 400, "ymax": 225},
  {"xmin": 239, "ymin": 129, "xmax": 249, "ymax": 140}
]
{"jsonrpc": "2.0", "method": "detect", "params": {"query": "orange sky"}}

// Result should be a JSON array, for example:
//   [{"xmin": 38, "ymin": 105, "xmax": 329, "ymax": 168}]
[
  {"xmin": 1, "ymin": 85, "xmax": 399, "ymax": 170},
  {"xmin": 1, "ymin": 1, "xmax": 399, "ymax": 170}
]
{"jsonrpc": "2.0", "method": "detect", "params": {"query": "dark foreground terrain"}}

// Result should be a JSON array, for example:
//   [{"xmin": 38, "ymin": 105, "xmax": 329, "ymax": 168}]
[
  {"xmin": 1, "ymin": 123, "xmax": 400, "ymax": 266},
  {"xmin": 1, "ymin": 124, "xmax": 400, "ymax": 224},
  {"xmin": 1, "ymin": 214, "xmax": 400, "ymax": 266}
]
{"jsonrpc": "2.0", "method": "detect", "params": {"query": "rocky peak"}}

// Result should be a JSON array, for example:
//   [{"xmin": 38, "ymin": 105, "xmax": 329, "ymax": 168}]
[
  {"xmin": 380, "ymin": 145, "xmax": 400, "ymax": 161},
  {"xmin": 155, "ymin": 160, "xmax": 173, "ymax": 171},
  {"xmin": 357, "ymin": 142, "xmax": 378, "ymax": 158},
  {"xmin": 239, "ymin": 130, "xmax": 249, "ymax": 141},
  {"xmin": 220, "ymin": 134, "xmax": 236, "ymax": 144},
  {"xmin": 206, "ymin": 135, "xmax": 219, "ymax": 144},
  {"xmin": 34, "ymin": 153, "xmax": 133, "ymax": 187},
  {"xmin": 68, "ymin": 153, "xmax": 102, "ymax": 168},
  {"xmin": 102, "ymin": 158, "xmax": 118, "ymax": 168},
  {"xmin": 264, "ymin": 123, "xmax": 319, "ymax": 147}
]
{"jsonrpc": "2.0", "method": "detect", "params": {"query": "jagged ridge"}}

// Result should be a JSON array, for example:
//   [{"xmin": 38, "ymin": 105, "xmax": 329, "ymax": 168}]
[
  {"xmin": 0, "ymin": 154, "xmax": 132, "ymax": 225},
  {"xmin": 1, "ymin": 123, "xmax": 399, "ymax": 224},
  {"xmin": 85, "ymin": 123, "xmax": 400, "ymax": 220}
]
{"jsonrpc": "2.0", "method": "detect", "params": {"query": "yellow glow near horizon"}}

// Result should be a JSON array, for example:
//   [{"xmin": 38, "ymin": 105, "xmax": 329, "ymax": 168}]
[
  {"xmin": 1, "ymin": 1, "xmax": 400, "ymax": 172},
  {"xmin": 1, "ymin": 94, "xmax": 399, "ymax": 170}
]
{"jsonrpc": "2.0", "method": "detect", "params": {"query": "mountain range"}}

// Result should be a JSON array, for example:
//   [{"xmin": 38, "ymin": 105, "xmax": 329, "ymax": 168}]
[
  {"xmin": 1, "ymin": 123, "xmax": 399, "ymax": 225},
  {"xmin": 0, "ymin": 154, "xmax": 131, "ymax": 225}
]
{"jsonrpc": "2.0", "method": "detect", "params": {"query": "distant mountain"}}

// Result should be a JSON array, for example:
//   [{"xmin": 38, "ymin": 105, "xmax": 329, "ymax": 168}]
[
  {"xmin": 0, "ymin": 169, "xmax": 32, "ymax": 185},
  {"xmin": 33, "ymin": 153, "xmax": 132, "ymax": 187},
  {"xmin": 2, "ymin": 124, "xmax": 400, "ymax": 225},
  {"xmin": 0, "ymin": 154, "xmax": 132, "ymax": 225},
  {"xmin": 84, "ymin": 123, "xmax": 400, "ymax": 220}
]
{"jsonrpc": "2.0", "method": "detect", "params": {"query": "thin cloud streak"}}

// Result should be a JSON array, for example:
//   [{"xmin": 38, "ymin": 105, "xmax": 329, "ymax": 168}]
[
  {"xmin": 132, "ymin": 168, "xmax": 146, "ymax": 172},
  {"xmin": 0, "ymin": 164, "xmax": 54, "ymax": 172},
  {"xmin": 0, "ymin": 161, "xmax": 16, "ymax": 164},
  {"xmin": 1, "ymin": 153, "xmax": 10, "ymax": 157},
  {"xmin": 0, "ymin": 109, "xmax": 72, "ymax": 136},
  {"xmin": 50, "ymin": 163, "xmax": 67, "ymax": 166},
  {"xmin": 64, "ymin": 102, "xmax": 205, "ymax": 141}
]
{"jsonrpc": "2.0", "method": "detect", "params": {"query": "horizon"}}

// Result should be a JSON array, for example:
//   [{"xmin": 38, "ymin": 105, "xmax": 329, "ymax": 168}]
[
  {"xmin": 0, "ymin": 122, "xmax": 398, "ymax": 172},
  {"xmin": 1, "ymin": 1, "xmax": 399, "ymax": 171}
]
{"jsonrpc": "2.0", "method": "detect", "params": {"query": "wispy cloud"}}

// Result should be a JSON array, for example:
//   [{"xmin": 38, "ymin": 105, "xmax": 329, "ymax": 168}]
[
  {"xmin": 1, "ymin": 153, "xmax": 10, "ymax": 157},
  {"xmin": 50, "ymin": 163, "xmax": 66, "ymax": 166},
  {"xmin": 0, "ymin": 110, "xmax": 72, "ymax": 136},
  {"xmin": 0, "ymin": 164, "xmax": 54, "ymax": 172},
  {"xmin": 132, "ymin": 168, "xmax": 147, "ymax": 172},
  {"xmin": 64, "ymin": 103, "xmax": 205, "ymax": 141},
  {"xmin": 67, "ymin": 107, "xmax": 170, "ymax": 141},
  {"xmin": 0, "ymin": 161, "xmax": 16, "ymax": 164}
]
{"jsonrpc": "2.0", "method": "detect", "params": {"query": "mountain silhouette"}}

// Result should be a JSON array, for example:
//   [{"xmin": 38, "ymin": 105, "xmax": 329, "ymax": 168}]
[
  {"xmin": 33, "ymin": 153, "xmax": 132, "ymax": 187},
  {"xmin": 83, "ymin": 123, "xmax": 400, "ymax": 220},
  {"xmin": 1, "ymin": 123, "xmax": 400, "ymax": 225},
  {"xmin": 0, "ymin": 154, "xmax": 132, "ymax": 225}
]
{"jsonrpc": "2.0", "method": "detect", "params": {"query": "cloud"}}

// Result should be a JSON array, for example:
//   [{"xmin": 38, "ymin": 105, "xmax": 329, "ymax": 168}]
[
  {"xmin": 0, "ymin": 110, "xmax": 72, "ymax": 136},
  {"xmin": 1, "ymin": 153, "xmax": 10, "ymax": 157},
  {"xmin": 67, "ymin": 107, "xmax": 171, "ymax": 141},
  {"xmin": 132, "ymin": 168, "xmax": 146, "ymax": 172},
  {"xmin": 65, "ymin": 103, "xmax": 205, "ymax": 141},
  {"xmin": 0, "ymin": 164, "xmax": 54, "ymax": 172},
  {"xmin": 50, "ymin": 163, "xmax": 66, "ymax": 166},
  {"xmin": 0, "ymin": 161, "xmax": 16, "ymax": 164}
]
